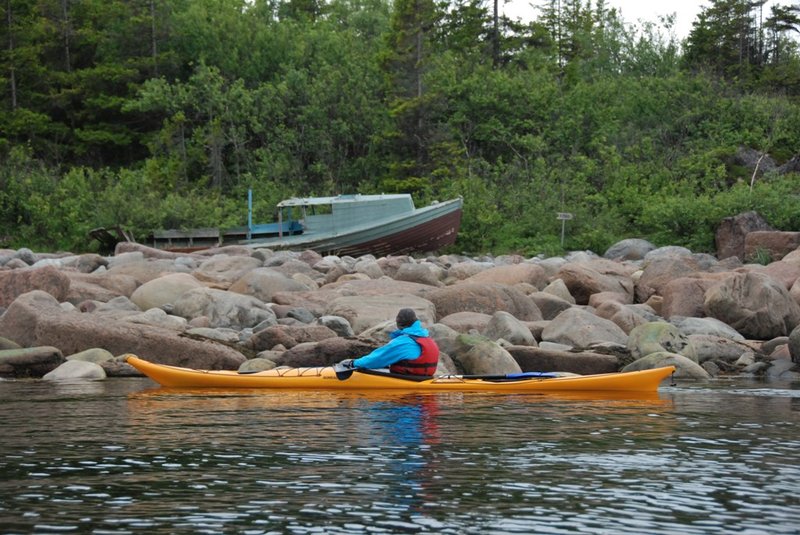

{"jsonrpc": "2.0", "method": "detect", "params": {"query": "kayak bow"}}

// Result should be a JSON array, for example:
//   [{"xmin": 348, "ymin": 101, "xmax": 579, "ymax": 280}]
[{"xmin": 124, "ymin": 355, "xmax": 675, "ymax": 393}]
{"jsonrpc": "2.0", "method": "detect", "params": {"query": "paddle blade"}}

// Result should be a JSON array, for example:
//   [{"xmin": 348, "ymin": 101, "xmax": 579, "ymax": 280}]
[{"xmin": 333, "ymin": 363, "xmax": 355, "ymax": 381}]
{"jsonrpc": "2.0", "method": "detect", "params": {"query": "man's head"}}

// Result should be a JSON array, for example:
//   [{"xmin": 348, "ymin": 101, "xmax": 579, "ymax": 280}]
[{"xmin": 396, "ymin": 308, "xmax": 417, "ymax": 329}]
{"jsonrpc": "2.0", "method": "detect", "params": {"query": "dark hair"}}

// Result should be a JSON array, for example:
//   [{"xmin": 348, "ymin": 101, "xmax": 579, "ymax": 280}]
[{"xmin": 395, "ymin": 308, "xmax": 417, "ymax": 329}]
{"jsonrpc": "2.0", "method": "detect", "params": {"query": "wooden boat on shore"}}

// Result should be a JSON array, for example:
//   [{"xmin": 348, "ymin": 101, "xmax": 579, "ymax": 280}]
[
  {"xmin": 125, "ymin": 355, "xmax": 676, "ymax": 393},
  {"xmin": 149, "ymin": 193, "xmax": 463, "ymax": 256}
]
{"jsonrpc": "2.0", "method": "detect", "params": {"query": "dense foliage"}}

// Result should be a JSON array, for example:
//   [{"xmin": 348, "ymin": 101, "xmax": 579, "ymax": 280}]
[{"xmin": 1, "ymin": 0, "xmax": 799, "ymax": 255}]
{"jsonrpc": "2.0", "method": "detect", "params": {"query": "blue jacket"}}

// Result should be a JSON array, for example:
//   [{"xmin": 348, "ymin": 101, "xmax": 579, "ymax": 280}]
[{"xmin": 352, "ymin": 320, "xmax": 429, "ymax": 369}]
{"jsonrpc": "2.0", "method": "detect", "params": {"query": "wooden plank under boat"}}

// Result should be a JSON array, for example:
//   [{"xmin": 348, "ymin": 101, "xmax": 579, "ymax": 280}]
[{"xmin": 125, "ymin": 355, "xmax": 676, "ymax": 393}]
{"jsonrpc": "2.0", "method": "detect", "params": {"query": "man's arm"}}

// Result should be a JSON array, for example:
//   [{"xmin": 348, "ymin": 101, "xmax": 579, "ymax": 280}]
[{"xmin": 352, "ymin": 336, "xmax": 421, "ymax": 369}]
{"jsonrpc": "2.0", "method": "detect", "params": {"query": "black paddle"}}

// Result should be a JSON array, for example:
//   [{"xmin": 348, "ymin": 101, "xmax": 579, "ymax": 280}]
[{"xmin": 332, "ymin": 365, "xmax": 557, "ymax": 382}]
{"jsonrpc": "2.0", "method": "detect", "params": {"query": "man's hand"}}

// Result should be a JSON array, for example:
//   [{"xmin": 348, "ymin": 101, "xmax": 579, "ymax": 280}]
[{"xmin": 338, "ymin": 359, "xmax": 355, "ymax": 369}]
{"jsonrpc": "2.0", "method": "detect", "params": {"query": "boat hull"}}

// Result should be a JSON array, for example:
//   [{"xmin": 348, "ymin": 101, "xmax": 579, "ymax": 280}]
[
  {"xmin": 243, "ymin": 197, "xmax": 463, "ymax": 256},
  {"xmin": 125, "ymin": 355, "xmax": 675, "ymax": 393}
]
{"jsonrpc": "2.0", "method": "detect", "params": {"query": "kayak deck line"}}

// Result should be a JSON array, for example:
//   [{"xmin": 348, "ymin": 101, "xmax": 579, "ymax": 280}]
[{"xmin": 123, "ymin": 355, "xmax": 676, "ymax": 393}]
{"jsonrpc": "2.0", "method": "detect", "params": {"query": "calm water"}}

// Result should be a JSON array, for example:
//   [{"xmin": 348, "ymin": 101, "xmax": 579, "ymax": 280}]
[{"xmin": 0, "ymin": 376, "xmax": 799, "ymax": 534}]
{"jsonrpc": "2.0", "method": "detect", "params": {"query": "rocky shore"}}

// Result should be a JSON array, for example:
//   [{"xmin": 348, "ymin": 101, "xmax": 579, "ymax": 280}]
[{"xmin": 1, "ymin": 230, "xmax": 800, "ymax": 383}]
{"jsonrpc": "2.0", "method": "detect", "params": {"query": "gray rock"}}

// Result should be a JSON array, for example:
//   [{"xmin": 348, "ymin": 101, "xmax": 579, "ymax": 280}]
[
  {"xmin": 507, "ymin": 345, "xmax": 619, "ymax": 374},
  {"xmin": 0, "ymin": 265, "xmax": 71, "ymax": 308},
  {"xmin": 704, "ymin": 272, "xmax": 800, "ymax": 339},
  {"xmin": 451, "ymin": 334, "xmax": 522, "ymax": 375},
  {"xmin": 627, "ymin": 322, "xmax": 697, "ymax": 361},
  {"xmin": 395, "ymin": 262, "xmax": 444, "ymax": 287},
  {"xmin": 316, "ymin": 316, "xmax": 355, "ymax": 338},
  {"xmin": 172, "ymin": 287, "xmax": 276, "ymax": 330},
  {"xmin": 123, "ymin": 308, "xmax": 188, "ymax": 331},
  {"xmin": 670, "ymin": 316, "xmax": 745, "ymax": 341},
  {"xmin": 687, "ymin": 334, "xmax": 752, "ymax": 363},
  {"xmin": 426, "ymin": 283, "xmax": 542, "ymax": 321},
  {"xmin": 130, "ymin": 273, "xmax": 203, "ymax": 311},
  {"xmin": 0, "ymin": 290, "xmax": 245, "ymax": 370},
  {"xmin": 247, "ymin": 324, "xmax": 339, "ymax": 352},
  {"xmin": 238, "ymin": 358, "xmax": 277, "ymax": 373},
  {"xmin": 14, "ymin": 247, "xmax": 36, "ymax": 265},
  {"xmin": 623, "ymin": 352, "xmax": 710, "ymax": 380},
  {"xmin": 482, "ymin": 311, "xmax": 536, "ymax": 346},
  {"xmin": 0, "ymin": 346, "xmax": 64, "ymax": 378},
  {"xmin": 325, "ymin": 294, "xmax": 435, "ymax": 334},
  {"xmin": 540, "ymin": 278, "xmax": 575, "ymax": 304},
  {"xmin": 530, "ymin": 292, "xmax": 573, "ymax": 320},
  {"xmin": 542, "ymin": 308, "xmax": 628, "ymax": 348},
  {"xmin": 603, "ymin": 238, "xmax": 656, "ymax": 261},
  {"xmin": 66, "ymin": 348, "xmax": 115, "ymax": 364},
  {"xmin": 186, "ymin": 327, "xmax": 241, "ymax": 344},
  {"xmin": 228, "ymin": 267, "xmax": 308, "ymax": 302},
  {"xmin": 790, "ymin": 325, "xmax": 800, "ymax": 364},
  {"xmin": 44, "ymin": 360, "xmax": 106, "ymax": 381}
]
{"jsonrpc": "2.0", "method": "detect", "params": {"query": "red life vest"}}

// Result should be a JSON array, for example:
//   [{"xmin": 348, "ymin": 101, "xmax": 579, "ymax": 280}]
[{"xmin": 390, "ymin": 336, "xmax": 440, "ymax": 376}]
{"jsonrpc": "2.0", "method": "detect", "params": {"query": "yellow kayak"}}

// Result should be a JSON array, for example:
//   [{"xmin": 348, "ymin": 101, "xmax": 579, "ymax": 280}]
[{"xmin": 124, "ymin": 355, "xmax": 675, "ymax": 393}]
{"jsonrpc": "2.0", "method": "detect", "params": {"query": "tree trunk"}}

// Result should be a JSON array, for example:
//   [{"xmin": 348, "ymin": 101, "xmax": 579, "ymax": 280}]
[
  {"xmin": 61, "ymin": 0, "xmax": 71, "ymax": 72},
  {"xmin": 6, "ymin": 0, "xmax": 16, "ymax": 109},
  {"xmin": 150, "ymin": 0, "xmax": 158, "ymax": 76}
]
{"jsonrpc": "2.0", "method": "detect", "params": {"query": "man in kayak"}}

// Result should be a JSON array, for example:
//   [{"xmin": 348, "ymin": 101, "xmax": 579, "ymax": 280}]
[{"xmin": 338, "ymin": 308, "xmax": 440, "ymax": 376}]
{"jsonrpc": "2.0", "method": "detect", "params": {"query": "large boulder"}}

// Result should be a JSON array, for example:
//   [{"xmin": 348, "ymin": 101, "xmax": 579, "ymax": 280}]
[
  {"xmin": 107, "ymin": 257, "xmax": 191, "ymax": 284},
  {"xmin": 43, "ymin": 360, "xmax": 106, "ymax": 381},
  {"xmin": 0, "ymin": 265, "xmax": 71, "ymax": 307},
  {"xmin": 0, "ymin": 290, "xmax": 245, "ymax": 369},
  {"xmin": 541, "ymin": 308, "xmax": 628, "ymax": 348},
  {"xmin": 465, "ymin": 263, "xmax": 549, "ymax": 289},
  {"xmin": 555, "ymin": 260, "xmax": 634, "ymax": 305},
  {"xmin": 0, "ymin": 346, "xmax": 64, "ymax": 378},
  {"xmin": 757, "ymin": 260, "xmax": 800, "ymax": 290},
  {"xmin": 482, "ymin": 311, "xmax": 536, "ymax": 346},
  {"xmin": 507, "ymin": 345, "xmax": 618, "ymax": 374},
  {"xmin": 661, "ymin": 276, "xmax": 725, "ymax": 319},
  {"xmin": 130, "ymin": 272, "xmax": 204, "ymax": 310},
  {"xmin": 394, "ymin": 262, "xmax": 444, "ymax": 287},
  {"xmin": 715, "ymin": 211, "xmax": 772, "ymax": 261},
  {"xmin": 247, "ymin": 324, "xmax": 339, "ymax": 351},
  {"xmin": 636, "ymin": 254, "xmax": 702, "ymax": 303},
  {"xmin": 627, "ymin": 322, "xmax": 697, "ymax": 361},
  {"xmin": 450, "ymin": 334, "xmax": 522, "ymax": 375},
  {"xmin": 171, "ymin": 287, "xmax": 276, "ymax": 330},
  {"xmin": 228, "ymin": 267, "xmax": 309, "ymax": 302},
  {"xmin": 704, "ymin": 272, "xmax": 800, "ymax": 339},
  {"xmin": 438, "ymin": 311, "xmax": 492, "ymax": 333},
  {"xmin": 425, "ymin": 283, "xmax": 542, "ymax": 321},
  {"xmin": 274, "ymin": 337, "xmax": 379, "ymax": 367},
  {"xmin": 688, "ymin": 334, "xmax": 753, "ymax": 364},
  {"xmin": 540, "ymin": 278, "xmax": 575, "ymax": 303},
  {"xmin": 669, "ymin": 316, "xmax": 745, "ymax": 341},
  {"xmin": 744, "ymin": 231, "xmax": 800, "ymax": 262},
  {"xmin": 446, "ymin": 261, "xmax": 493, "ymax": 281},
  {"xmin": 623, "ymin": 351, "xmax": 710, "ymax": 379},
  {"xmin": 603, "ymin": 238, "xmax": 656, "ymax": 261},
  {"xmin": 192, "ymin": 255, "xmax": 262, "ymax": 289},
  {"xmin": 273, "ymin": 279, "xmax": 431, "ymax": 316},
  {"xmin": 325, "ymin": 294, "xmax": 435, "ymax": 334},
  {"xmin": 593, "ymin": 301, "xmax": 653, "ymax": 334},
  {"xmin": 790, "ymin": 325, "xmax": 800, "ymax": 364},
  {"xmin": 529, "ymin": 292, "xmax": 573, "ymax": 321},
  {"xmin": 64, "ymin": 272, "xmax": 139, "ymax": 305}
]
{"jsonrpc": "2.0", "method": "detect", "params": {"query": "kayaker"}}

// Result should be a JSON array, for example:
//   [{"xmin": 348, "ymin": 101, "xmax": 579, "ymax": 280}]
[{"xmin": 338, "ymin": 308, "xmax": 439, "ymax": 376}]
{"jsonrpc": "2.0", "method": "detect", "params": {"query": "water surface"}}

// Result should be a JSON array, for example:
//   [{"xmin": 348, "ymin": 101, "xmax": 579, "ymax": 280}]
[{"xmin": 1, "ymin": 377, "xmax": 798, "ymax": 533}]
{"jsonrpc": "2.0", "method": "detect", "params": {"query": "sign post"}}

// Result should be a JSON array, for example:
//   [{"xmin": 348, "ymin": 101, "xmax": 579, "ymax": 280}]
[{"xmin": 556, "ymin": 212, "xmax": 573, "ymax": 246}]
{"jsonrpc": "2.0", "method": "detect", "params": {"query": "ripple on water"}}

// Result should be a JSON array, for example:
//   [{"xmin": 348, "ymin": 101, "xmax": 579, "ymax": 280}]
[{"xmin": 1, "ymin": 380, "xmax": 799, "ymax": 533}]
